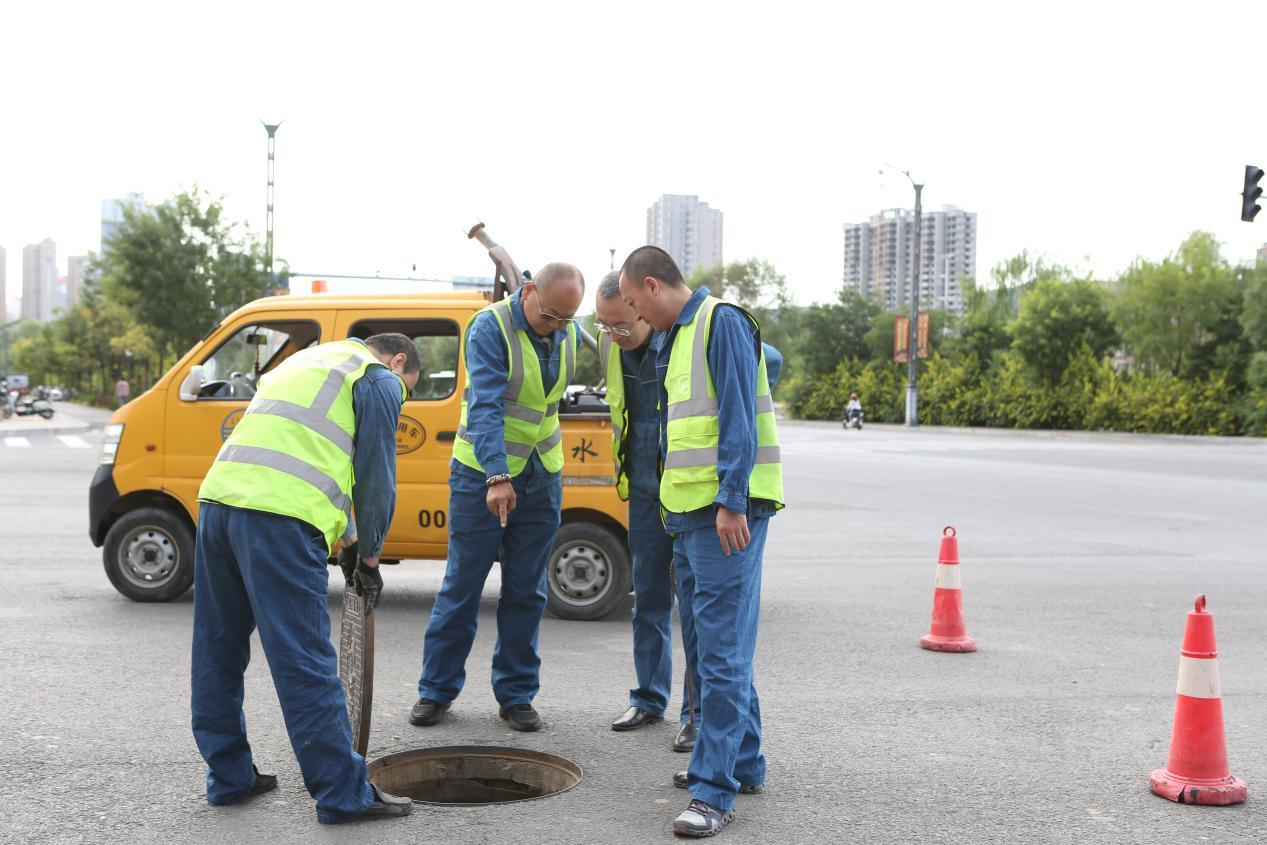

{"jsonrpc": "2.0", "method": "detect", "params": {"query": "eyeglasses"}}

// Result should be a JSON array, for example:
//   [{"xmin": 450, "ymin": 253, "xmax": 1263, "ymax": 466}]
[
  {"xmin": 595, "ymin": 321, "xmax": 632, "ymax": 337},
  {"xmin": 532, "ymin": 293, "xmax": 575, "ymax": 325}
]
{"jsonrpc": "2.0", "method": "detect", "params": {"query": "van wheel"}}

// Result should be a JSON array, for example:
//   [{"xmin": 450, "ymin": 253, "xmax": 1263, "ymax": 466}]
[
  {"xmin": 546, "ymin": 522, "xmax": 631, "ymax": 621},
  {"xmin": 103, "ymin": 508, "xmax": 196, "ymax": 602}
]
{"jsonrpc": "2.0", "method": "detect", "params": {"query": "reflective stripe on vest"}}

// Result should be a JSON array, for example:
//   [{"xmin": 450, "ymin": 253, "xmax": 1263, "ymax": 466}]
[
  {"xmin": 452, "ymin": 298, "xmax": 577, "ymax": 476},
  {"xmin": 600, "ymin": 333, "xmax": 630, "ymax": 500},
  {"xmin": 198, "ymin": 339, "xmax": 406, "ymax": 550},
  {"xmin": 659, "ymin": 296, "xmax": 783, "ymax": 513}
]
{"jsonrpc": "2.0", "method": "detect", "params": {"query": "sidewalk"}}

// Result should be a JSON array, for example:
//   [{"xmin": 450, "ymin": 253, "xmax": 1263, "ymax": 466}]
[{"xmin": 0, "ymin": 402, "xmax": 115, "ymax": 436}]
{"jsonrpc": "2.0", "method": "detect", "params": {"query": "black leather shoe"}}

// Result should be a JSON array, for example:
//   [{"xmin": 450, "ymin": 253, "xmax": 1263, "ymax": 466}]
[
  {"xmin": 673, "ymin": 770, "xmax": 762, "ymax": 794},
  {"xmin": 247, "ymin": 764, "xmax": 277, "ymax": 798},
  {"xmin": 673, "ymin": 721, "xmax": 699, "ymax": 752},
  {"xmin": 611, "ymin": 706, "xmax": 664, "ymax": 732},
  {"xmin": 409, "ymin": 697, "xmax": 450, "ymax": 726},
  {"xmin": 359, "ymin": 785, "xmax": 413, "ymax": 819},
  {"xmin": 499, "ymin": 703, "xmax": 542, "ymax": 732}
]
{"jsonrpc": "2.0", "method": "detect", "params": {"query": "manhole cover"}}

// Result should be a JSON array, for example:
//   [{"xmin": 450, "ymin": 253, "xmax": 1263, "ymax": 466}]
[{"xmin": 368, "ymin": 746, "xmax": 582, "ymax": 805}]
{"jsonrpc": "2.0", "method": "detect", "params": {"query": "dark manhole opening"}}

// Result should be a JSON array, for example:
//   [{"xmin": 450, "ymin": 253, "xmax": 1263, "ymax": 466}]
[{"xmin": 368, "ymin": 746, "xmax": 582, "ymax": 805}]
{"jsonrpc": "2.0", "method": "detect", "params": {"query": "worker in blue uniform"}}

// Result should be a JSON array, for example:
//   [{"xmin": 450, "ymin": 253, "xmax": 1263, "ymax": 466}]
[
  {"xmin": 410, "ymin": 263, "xmax": 584, "ymax": 733},
  {"xmin": 191, "ymin": 333, "xmax": 420, "ymax": 824},
  {"xmin": 595, "ymin": 271, "xmax": 782, "ymax": 754},
  {"xmin": 619, "ymin": 247, "xmax": 785, "ymax": 838}
]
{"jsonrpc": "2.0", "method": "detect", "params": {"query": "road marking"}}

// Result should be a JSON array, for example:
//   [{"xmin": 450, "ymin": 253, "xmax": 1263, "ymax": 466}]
[
  {"xmin": 4, "ymin": 437, "xmax": 32, "ymax": 448},
  {"xmin": 57, "ymin": 435, "xmax": 91, "ymax": 449}
]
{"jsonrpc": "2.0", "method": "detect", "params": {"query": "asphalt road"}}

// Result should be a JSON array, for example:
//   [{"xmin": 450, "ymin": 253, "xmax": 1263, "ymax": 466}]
[{"xmin": 2, "ymin": 411, "xmax": 1265, "ymax": 844}]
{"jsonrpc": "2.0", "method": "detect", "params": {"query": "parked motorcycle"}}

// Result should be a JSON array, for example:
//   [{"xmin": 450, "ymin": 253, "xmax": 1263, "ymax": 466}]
[{"xmin": 10, "ymin": 390, "xmax": 54, "ymax": 419}]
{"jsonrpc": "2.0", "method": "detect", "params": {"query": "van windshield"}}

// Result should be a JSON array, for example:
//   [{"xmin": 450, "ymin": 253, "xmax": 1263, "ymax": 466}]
[{"xmin": 199, "ymin": 321, "xmax": 321, "ymax": 400}]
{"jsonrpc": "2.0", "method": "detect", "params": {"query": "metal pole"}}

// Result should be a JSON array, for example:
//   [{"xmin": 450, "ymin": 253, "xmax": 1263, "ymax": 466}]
[
  {"xmin": 906, "ymin": 183, "xmax": 923, "ymax": 427},
  {"xmin": 609, "ymin": 248, "xmax": 616, "ymax": 271},
  {"xmin": 261, "ymin": 121, "xmax": 283, "ymax": 281}
]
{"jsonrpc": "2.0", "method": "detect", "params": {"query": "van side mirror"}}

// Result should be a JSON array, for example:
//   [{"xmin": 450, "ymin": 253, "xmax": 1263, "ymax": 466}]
[{"xmin": 179, "ymin": 365, "xmax": 205, "ymax": 401}]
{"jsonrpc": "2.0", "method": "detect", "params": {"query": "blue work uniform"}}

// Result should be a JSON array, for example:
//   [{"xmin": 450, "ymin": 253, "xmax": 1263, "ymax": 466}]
[
  {"xmin": 623, "ymin": 337, "xmax": 781, "ymax": 724},
  {"xmin": 653, "ymin": 286, "xmax": 779, "ymax": 813},
  {"xmin": 417, "ymin": 291, "xmax": 570, "ymax": 708},
  {"xmin": 191, "ymin": 352, "xmax": 402, "ymax": 824}
]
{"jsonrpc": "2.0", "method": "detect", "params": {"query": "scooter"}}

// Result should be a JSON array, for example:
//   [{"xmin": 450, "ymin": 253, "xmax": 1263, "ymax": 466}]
[
  {"xmin": 843, "ymin": 408, "xmax": 864, "ymax": 430},
  {"xmin": 11, "ymin": 391, "xmax": 54, "ymax": 419}
]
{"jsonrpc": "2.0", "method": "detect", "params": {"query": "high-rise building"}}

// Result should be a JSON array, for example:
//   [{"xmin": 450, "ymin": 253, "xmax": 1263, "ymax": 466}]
[
  {"xmin": 67, "ymin": 255, "xmax": 90, "ymax": 310},
  {"xmin": 645, "ymin": 194, "xmax": 723, "ymax": 278},
  {"xmin": 101, "ymin": 193, "xmax": 146, "ymax": 251},
  {"xmin": 22, "ymin": 239, "xmax": 57, "ymax": 322},
  {"xmin": 842, "ymin": 205, "xmax": 976, "ymax": 314}
]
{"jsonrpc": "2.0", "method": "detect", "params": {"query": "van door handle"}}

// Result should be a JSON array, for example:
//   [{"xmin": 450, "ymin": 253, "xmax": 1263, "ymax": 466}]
[{"xmin": 437, "ymin": 431, "xmax": 457, "ymax": 442}]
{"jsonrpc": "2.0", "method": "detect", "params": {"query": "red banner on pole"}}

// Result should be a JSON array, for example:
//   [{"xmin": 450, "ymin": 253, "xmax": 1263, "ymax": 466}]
[{"xmin": 893, "ymin": 313, "xmax": 931, "ymax": 363}]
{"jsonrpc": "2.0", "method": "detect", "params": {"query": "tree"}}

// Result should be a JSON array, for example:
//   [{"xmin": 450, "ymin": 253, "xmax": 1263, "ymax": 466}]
[
  {"xmin": 1113, "ymin": 232, "xmax": 1245, "ymax": 378},
  {"xmin": 684, "ymin": 259, "xmax": 790, "ymax": 310},
  {"xmin": 1239, "ymin": 261, "xmax": 1267, "ymax": 355},
  {"xmin": 791, "ymin": 290, "xmax": 878, "ymax": 378},
  {"xmin": 1010, "ymin": 278, "xmax": 1118, "ymax": 383},
  {"xmin": 98, "ymin": 188, "xmax": 274, "ymax": 366}
]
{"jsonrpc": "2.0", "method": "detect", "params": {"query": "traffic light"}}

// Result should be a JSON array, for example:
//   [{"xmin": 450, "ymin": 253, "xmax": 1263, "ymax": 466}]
[{"xmin": 1243, "ymin": 164, "xmax": 1264, "ymax": 222}]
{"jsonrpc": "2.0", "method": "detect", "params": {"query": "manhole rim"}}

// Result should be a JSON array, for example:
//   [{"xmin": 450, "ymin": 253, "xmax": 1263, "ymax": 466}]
[{"xmin": 368, "ymin": 744, "xmax": 584, "ymax": 806}]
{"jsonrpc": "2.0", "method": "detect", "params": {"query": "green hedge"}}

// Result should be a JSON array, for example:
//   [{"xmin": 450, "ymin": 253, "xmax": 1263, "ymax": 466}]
[{"xmin": 789, "ymin": 350, "xmax": 1256, "ymax": 436}]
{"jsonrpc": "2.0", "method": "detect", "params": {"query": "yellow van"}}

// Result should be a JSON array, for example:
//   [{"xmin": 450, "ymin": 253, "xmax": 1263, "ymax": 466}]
[{"xmin": 89, "ymin": 291, "xmax": 630, "ymax": 620}]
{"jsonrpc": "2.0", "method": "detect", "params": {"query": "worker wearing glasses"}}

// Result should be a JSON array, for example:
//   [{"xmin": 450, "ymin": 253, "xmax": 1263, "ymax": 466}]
[
  {"xmin": 411, "ymin": 263, "xmax": 584, "ymax": 734},
  {"xmin": 595, "ymin": 270, "xmax": 781, "ymax": 756}
]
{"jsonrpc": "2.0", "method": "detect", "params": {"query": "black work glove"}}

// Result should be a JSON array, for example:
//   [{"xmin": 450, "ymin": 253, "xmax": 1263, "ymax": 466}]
[
  {"xmin": 353, "ymin": 561, "xmax": 383, "ymax": 616},
  {"xmin": 337, "ymin": 541, "xmax": 359, "ymax": 588}
]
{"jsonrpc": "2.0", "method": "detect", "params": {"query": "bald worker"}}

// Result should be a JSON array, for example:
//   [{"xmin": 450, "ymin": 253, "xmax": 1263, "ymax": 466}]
[{"xmin": 410, "ymin": 263, "xmax": 583, "ymax": 732}]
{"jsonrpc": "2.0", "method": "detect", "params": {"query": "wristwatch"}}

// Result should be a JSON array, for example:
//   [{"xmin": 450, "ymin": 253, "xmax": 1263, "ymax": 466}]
[{"xmin": 485, "ymin": 473, "xmax": 513, "ymax": 487}]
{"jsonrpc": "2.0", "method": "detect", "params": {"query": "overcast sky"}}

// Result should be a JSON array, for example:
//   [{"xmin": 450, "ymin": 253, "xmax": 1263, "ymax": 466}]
[{"xmin": 3, "ymin": 0, "xmax": 1265, "ymax": 314}]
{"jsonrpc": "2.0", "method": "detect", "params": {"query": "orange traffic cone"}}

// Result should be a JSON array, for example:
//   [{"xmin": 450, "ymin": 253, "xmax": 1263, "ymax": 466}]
[
  {"xmin": 1149, "ymin": 595, "xmax": 1246, "ymax": 805},
  {"xmin": 919, "ymin": 526, "xmax": 976, "ymax": 653}
]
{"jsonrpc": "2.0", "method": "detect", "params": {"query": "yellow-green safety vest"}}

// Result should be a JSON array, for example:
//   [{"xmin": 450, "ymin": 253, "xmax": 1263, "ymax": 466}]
[
  {"xmin": 452, "ymin": 298, "xmax": 578, "ymax": 476},
  {"xmin": 198, "ymin": 338, "xmax": 406, "ymax": 550},
  {"xmin": 660, "ymin": 296, "xmax": 784, "ymax": 513},
  {"xmin": 599, "ymin": 333, "xmax": 630, "ymax": 501}
]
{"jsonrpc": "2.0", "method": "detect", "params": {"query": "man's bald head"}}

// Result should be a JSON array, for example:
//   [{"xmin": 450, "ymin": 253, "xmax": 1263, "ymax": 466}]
[
  {"xmin": 522, "ymin": 261, "xmax": 585, "ymax": 336},
  {"xmin": 534, "ymin": 262, "xmax": 586, "ymax": 297}
]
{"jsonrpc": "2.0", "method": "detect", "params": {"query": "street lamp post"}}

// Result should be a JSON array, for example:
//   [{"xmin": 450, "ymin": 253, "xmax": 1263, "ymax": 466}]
[
  {"xmin": 906, "ymin": 182, "xmax": 923, "ymax": 426},
  {"xmin": 881, "ymin": 163, "xmax": 925, "ymax": 426}
]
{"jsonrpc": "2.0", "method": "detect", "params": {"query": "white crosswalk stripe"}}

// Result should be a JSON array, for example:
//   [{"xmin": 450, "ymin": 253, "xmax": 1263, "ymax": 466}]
[
  {"xmin": 57, "ymin": 435, "xmax": 91, "ymax": 449},
  {"xmin": 4, "ymin": 437, "xmax": 32, "ymax": 448}
]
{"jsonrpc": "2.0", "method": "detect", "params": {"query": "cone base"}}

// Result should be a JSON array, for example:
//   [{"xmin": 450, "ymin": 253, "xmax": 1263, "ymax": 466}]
[
  {"xmin": 1149, "ymin": 769, "xmax": 1247, "ymax": 806},
  {"xmin": 920, "ymin": 634, "xmax": 977, "ymax": 653}
]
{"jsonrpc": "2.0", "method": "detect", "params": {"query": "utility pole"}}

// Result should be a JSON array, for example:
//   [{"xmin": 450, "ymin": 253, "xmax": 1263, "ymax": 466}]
[
  {"xmin": 609, "ymin": 248, "xmax": 616, "ymax": 271},
  {"xmin": 906, "ymin": 182, "xmax": 924, "ymax": 426},
  {"xmin": 261, "ymin": 120, "xmax": 283, "ymax": 287}
]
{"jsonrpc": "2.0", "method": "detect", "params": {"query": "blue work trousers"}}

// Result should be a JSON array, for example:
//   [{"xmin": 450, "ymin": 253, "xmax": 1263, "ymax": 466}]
[
  {"xmin": 674, "ymin": 515, "xmax": 768, "ymax": 812},
  {"xmin": 418, "ymin": 466, "xmax": 562, "ymax": 706},
  {"xmin": 191, "ymin": 503, "xmax": 373, "ymax": 824},
  {"xmin": 628, "ymin": 493, "xmax": 700, "ymax": 723}
]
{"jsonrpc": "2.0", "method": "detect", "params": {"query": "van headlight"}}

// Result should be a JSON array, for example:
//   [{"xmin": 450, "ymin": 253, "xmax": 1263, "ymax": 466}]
[{"xmin": 99, "ymin": 423, "xmax": 125, "ymax": 465}]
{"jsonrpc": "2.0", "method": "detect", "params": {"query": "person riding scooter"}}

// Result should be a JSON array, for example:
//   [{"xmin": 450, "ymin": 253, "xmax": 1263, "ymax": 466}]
[{"xmin": 843, "ymin": 393, "xmax": 863, "ymax": 430}]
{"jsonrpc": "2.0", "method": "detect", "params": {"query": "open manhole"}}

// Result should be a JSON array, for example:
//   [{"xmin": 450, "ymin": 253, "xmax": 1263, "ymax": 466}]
[{"xmin": 368, "ymin": 746, "xmax": 582, "ymax": 805}]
